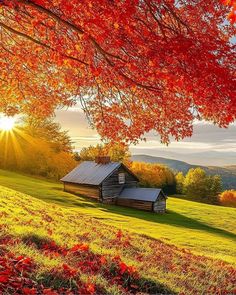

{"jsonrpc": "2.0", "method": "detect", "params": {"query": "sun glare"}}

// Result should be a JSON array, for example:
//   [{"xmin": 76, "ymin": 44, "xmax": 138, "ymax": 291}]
[{"xmin": 0, "ymin": 116, "xmax": 16, "ymax": 131}]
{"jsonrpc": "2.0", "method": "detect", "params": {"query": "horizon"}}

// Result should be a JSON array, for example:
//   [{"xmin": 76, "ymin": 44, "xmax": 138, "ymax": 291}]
[
  {"xmin": 0, "ymin": 1, "xmax": 235, "ymax": 294},
  {"xmin": 55, "ymin": 107, "xmax": 236, "ymax": 167}
]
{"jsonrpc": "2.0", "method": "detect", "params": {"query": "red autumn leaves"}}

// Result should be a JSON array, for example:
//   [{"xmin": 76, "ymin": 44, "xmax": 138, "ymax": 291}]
[
  {"xmin": 0, "ymin": 252, "xmax": 37, "ymax": 294},
  {"xmin": 1, "ymin": 220, "xmax": 236, "ymax": 294},
  {"xmin": 222, "ymin": 0, "xmax": 236, "ymax": 23},
  {"xmin": 0, "ymin": 0, "xmax": 235, "ymax": 144},
  {"xmin": 0, "ymin": 233, "xmax": 144, "ymax": 294}
]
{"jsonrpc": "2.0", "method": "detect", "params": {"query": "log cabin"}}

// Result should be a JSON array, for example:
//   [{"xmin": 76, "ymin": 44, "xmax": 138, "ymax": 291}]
[{"xmin": 61, "ymin": 156, "xmax": 167, "ymax": 213}]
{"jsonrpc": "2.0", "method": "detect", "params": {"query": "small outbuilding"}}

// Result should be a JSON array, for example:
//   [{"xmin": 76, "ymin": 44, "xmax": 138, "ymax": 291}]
[
  {"xmin": 61, "ymin": 156, "xmax": 167, "ymax": 213},
  {"xmin": 117, "ymin": 188, "xmax": 166, "ymax": 213}
]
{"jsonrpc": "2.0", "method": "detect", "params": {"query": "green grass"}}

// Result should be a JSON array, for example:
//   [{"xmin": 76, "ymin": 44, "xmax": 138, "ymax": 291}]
[
  {"xmin": 0, "ymin": 169, "xmax": 235, "ymax": 265},
  {"xmin": 0, "ymin": 169, "xmax": 236, "ymax": 294}
]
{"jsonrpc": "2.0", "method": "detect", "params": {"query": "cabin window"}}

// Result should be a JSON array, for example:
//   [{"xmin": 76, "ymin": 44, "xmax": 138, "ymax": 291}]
[{"xmin": 118, "ymin": 173, "xmax": 125, "ymax": 184}]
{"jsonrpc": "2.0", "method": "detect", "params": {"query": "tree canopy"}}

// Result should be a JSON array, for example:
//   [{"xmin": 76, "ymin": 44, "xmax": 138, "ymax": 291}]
[
  {"xmin": 0, "ymin": 117, "xmax": 76, "ymax": 178},
  {"xmin": 79, "ymin": 143, "xmax": 131, "ymax": 163},
  {"xmin": 131, "ymin": 161, "xmax": 175, "ymax": 191},
  {"xmin": 0, "ymin": 0, "xmax": 235, "ymax": 143},
  {"xmin": 180, "ymin": 167, "xmax": 222, "ymax": 202}
]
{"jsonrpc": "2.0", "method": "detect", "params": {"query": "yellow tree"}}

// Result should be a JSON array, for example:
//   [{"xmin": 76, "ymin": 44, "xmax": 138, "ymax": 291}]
[{"xmin": 175, "ymin": 172, "xmax": 185, "ymax": 194}]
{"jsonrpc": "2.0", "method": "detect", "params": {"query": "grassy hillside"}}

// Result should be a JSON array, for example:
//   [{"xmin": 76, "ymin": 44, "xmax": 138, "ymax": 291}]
[
  {"xmin": 0, "ymin": 169, "xmax": 235, "ymax": 264},
  {"xmin": 0, "ymin": 170, "xmax": 236, "ymax": 293}
]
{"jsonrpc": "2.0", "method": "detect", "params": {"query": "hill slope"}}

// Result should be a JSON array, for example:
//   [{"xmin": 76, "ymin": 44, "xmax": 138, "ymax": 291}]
[
  {"xmin": 132, "ymin": 154, "xmax": 236, "ymax": 189},
  {"xmin": 132, "ymin": 155, "xmax": 193, "ymax": 172},
  {"xmin": 0, "ymin": 170, "xmax": 236, "ymax": 294},
  {"xmin": 0, "ymin": 169, "xmax": 235, "ymax": 263}
]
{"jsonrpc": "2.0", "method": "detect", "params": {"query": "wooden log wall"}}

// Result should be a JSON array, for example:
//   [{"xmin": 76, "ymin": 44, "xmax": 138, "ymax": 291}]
[
  {"xmin": 102, "ymin": 198, "xmax": 117, "ymax": 204},
  {"xmin": 64, "ymin": 182, "xmax": 100, "ymax": 200},
  {"xmin": 116, "ymin": 199, "xmax": 153, "ymax": 211},
  {"xmin": 102, "ymin": 166, "xmax": 138, "ymax": 199},
  {"xmin": 153, "ymin": 199, "xmax": 166, "ymax": 213}
]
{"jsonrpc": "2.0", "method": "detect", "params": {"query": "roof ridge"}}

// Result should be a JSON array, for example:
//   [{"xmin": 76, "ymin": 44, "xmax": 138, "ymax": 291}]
[
  {"xmin": 83, "ymin": 160, "xmax": 120, "ymax": 164},
  {"xmin": 60, "ymin": 161, "xmax": 121, "ymax": 185}
]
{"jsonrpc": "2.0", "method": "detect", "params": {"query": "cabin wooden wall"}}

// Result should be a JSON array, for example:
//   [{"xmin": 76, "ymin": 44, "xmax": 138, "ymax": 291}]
[
  {"xmin": 102, "ymin": 198, "xmax": 117, "ymax": 205},
  {"xmin": 102, "ymin": 166, "xmax": 138, "ymax": 199},
  {"xmin": 116, "ymin": 199, "xmax": 153, "ymax": 211},
  {"xmin": 64, "ymin": 182, "xmax": 100, "ymax": 200},
  {"xmin": 153, "ymin": 196, "xmax": 166, "ymax": 213}
]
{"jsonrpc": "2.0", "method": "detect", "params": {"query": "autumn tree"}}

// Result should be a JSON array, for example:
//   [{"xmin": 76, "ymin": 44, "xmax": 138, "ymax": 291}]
[
  {"xmin": 183, "ymin": 168, "xmax": 222, "ymax": 201},
  {"xmin": 22, "ymin": 117, "xmax": 73, "ymax": 153},
  {"xmin": 223, "ymin": 0, "xmax": 236, "ymax": 23},
  {"xmin": 209, "ymin": 175, "xmax": 223, "ymax": 198},
  {"xmin": 0, "ymin": 0, "xmax": 235, "ymax": 144},
  {"xmin": 184, "ymin": 168, "xmax": 208, "ymax": 198},
  {"xmin": 79, "ymin": 144, "xmax": 104, "ymax": 161},
  {"xmin": 79, "ymin": 143, "xmax": 130, "ymax": 163},
  {"xmin": 175, "ymin": 172, "xmax": 185, "ymax": 194},
  {"xmin": 19, "ymin": 138, "xmax": 76, "ymax": 179},
  {"xmin": 220, "ymin": 190, "xmax": 236, "ymax": 207},
  {"xmin": 0, "ymin": 117, "xmax": 76, "ymax": 178},
  {"xmin": 131, "ymin": 161, "xmax": 175, "ymax": 192}
]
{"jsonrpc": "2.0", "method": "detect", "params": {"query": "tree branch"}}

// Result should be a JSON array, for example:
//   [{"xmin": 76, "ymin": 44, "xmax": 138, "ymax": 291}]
[
  {"xmin": 17, "ymin": 0, "xmax": 127, "ymax": 62},
  {"xmin": 18, "ymin": 0, "xmax": 84, "ymax": 34},
  {"xmin": 0, "ymin": 21, "xmax": 89, "ymax": 65}
]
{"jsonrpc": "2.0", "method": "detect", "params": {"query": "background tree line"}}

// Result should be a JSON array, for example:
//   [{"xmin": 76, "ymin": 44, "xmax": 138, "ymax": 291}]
[
  {"xmin": 1, "ymin": 126, "xmax": 225, "ymax": 203},
  {"xmin": 80, "ymin": 144, "xmax": 224, "ymax": 199},
  {"xmin": 175, "ymin": 168, "xmax": 222, "ymax": 204}
]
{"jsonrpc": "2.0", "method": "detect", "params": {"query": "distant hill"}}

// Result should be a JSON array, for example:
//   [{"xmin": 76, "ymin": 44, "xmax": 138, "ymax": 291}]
[
  {"xmin": 131, "ymin": 155, "xmax": 193, "ymax": 173},
  {"xmin": 225, "ymin": 165, "xmax": 236, "ymax": 173},
  {"xmin": 131, "ymin": 155, "xmax": 236, "ymax": 189}
]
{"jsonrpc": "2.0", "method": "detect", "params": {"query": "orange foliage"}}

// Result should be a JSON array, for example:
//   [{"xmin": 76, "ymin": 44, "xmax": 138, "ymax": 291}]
[
  {"xmin": 79, "ymin": 143, "xmax": 131, "ymax": 164},
  {"xmin": 219, "ymin": 190, "xmax": 236, "ymax": 207},
  {"xmin": 221, "ymin": 0, "xmax": 236, "ymax": 23},
  {"xmin": 131, "ymin": 161, "xmax": 175, "ymax": 189},
  {"xmin": 0, "ymin": 1, "xmax": 235, "ymax": 143},
  {"xmin": 0, "ymin": 119, "xmax": 76, "ymax": 179}
]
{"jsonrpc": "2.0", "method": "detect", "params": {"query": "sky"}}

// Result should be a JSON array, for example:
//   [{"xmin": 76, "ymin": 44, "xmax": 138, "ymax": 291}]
[{"xmin": 55, "ymin": 107, "xmax": 236, "ymax": 167}]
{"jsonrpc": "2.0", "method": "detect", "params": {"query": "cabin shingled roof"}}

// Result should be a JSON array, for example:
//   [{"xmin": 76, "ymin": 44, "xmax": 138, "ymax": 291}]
[
  {"xmin": 60, "ymin": 161, "xmax": 122, "ymax": 185},
  {"xmin": 118, "ymin": 188, "xmax": 166, "ymax": 202}
]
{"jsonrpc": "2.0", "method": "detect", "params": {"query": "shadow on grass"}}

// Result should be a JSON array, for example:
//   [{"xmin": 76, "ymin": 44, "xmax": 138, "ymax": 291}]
[
  {"xmin": 21, "ymin": 235, "xmax": 176, "ymax": 294},
  {"xmin": 0, "ymin": 179, "xmax": 99, "ymax": 208},
  {"xmin": 38, "ymin": 272, "xmax": 78, "ymax": 291},
  {"xmin": 37, "ymin": 271, "xmax": 176, "ymax": 294},
  {"xmin": 22, "ymin": 234, "xmax": 55, "ymax": 249},
  {"xmin": 99, "ymin": 204, "xmax": 236, "ymax": 242},
  {"xmin": 138, "ymin": 277, "xmax": 177, "ymax": 295},
  {"xmin": 16, "ymin": 180, "xmax": 236, "ymax": 242},
  {"xmin": 51, "ymin": 187, "xmax": 64, "ymax": 192},
  {"xmin": 1, "ymin": 170, "xmax": 235, "ymax": 242},
  {"xmin": 43, "ymin": 187, "xmax": 236, "ymax": 242}
]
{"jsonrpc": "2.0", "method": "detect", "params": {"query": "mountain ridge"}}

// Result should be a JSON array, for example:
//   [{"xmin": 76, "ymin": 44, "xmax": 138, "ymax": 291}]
[{"xmin": 131, "ymin": 154, "xmax": 236, "ymax": 189}]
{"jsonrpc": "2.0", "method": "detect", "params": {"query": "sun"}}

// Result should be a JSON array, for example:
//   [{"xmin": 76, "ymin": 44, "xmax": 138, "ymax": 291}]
[{"xmin": 0, "ymin": 116, "xmax": 16, "ymax": 131}]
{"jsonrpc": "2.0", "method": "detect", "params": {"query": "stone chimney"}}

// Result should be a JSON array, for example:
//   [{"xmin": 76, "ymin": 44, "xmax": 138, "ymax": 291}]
[{"xmin": 95, "ymin": 156, "xmax": 111, "ymax": 164}]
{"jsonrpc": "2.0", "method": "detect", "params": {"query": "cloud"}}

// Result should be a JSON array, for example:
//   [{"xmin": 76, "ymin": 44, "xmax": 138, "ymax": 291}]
[
  {"xmin": 55, "ymin": 109, "xmax": 99, "ymax": 149},
  {"xmin": 55, "ymin": 108, "xmax": 236, "ymax": 165}
]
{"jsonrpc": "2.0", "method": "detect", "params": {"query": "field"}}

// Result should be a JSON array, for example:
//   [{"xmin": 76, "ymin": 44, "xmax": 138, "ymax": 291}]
[{"xmin": 0, "ymin": 169, "xmax": 236, "ymax": 294}]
